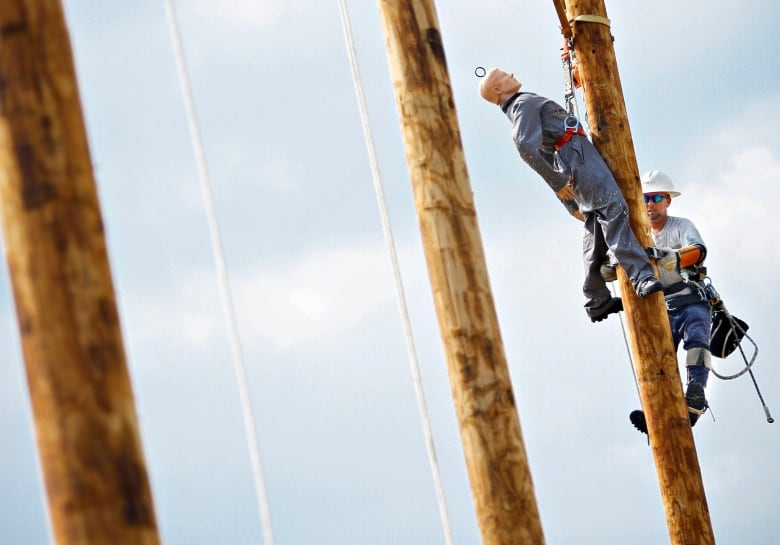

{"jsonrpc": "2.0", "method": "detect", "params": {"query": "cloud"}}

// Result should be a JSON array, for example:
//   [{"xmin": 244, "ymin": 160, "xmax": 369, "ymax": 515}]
[
  {"xmin": 678, "ymin": 101, "xmax": 780, "ymax": 268},
  {"xmin": 190, "ymin": 0, "xmax": 289, "ymax": 29},
  {"xmin": 689, "ymin": 146, "xmax": 779, "ymax": 261},
  {"xmin": 118, "ymin": 238, "xmax": 422, "ymax": 354},
  {"xmin": 125, "ymin": 271, "xmax": 222, "ymax": 351},
  {"xmin": 233, "ymin": 241, "xmax": 420, "ymax": 349}
]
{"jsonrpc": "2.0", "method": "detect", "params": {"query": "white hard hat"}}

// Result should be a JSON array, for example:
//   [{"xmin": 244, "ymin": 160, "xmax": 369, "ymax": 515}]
[{"xmin": 641, "ymin": 169, "xmax": 681, "ymax": 198}]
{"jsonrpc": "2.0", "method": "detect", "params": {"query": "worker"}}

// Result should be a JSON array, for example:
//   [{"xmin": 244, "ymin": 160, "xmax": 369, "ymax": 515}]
[
  {"xmin": 629, "ymin": 170, "xmax": 710, "ymax": 433},
  {"xmin": 478, "ymin": 68, "xmax": 663, "ymax": 322}
]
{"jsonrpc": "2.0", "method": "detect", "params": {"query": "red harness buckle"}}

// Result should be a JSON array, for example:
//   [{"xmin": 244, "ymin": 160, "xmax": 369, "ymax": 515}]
[{"xmin": 554, "ymin": 127, "xmax": 587, "ymax": 151}]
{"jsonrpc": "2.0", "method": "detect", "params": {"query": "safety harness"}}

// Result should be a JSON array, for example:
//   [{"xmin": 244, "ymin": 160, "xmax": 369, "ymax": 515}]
[
  {"xmin": 554, "ymin": 115, "xmax": 587, "ymax": 151},
  {"xmin": 554, "ymin": 26, "xmax": 586, "ymax": 153},
  {"xmin": 662, "ymin": 279, "xmax": 709, "ymax": 312}
]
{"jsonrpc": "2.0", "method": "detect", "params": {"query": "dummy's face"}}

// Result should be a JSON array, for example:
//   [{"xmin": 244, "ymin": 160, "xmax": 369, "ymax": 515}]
[{"xmin": 484, "ymin": 69, "xmax": 522, "ymax": 103}]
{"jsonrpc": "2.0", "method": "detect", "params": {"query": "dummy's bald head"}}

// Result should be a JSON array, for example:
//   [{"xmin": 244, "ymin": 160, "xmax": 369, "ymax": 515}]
[{"xmin": 479, "ymin": 68, "xmax": 522, "ymax": 106}]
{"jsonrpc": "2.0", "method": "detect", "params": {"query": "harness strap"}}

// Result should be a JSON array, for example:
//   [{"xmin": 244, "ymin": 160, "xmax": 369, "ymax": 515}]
[
  {"xmin": 666, "ymin": 292, "xmax": 707, "ymax": 312},
  {"xmin": 554, "ymin": 127, "xmax": 587, "ymax": 151},
  {"xmin": 663, "ymin": 281, "xmax": 688, "ymax": 296},
  {"xmin": 688, "ymin": 405, "xmax": 707, "ymax": 416},
  {"xmin": 571, "ymin": 14, "xmax": 611, "ymax": 28}
]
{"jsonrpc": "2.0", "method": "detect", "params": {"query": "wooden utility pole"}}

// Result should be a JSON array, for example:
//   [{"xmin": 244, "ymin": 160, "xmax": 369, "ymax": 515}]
[
  {"xmin": 0, "ymin": 2, "xmax": 161, "ymax": 544},
  {"xmin": 377, "ymin": 2, "xmax": 545, "ymax": 544},
  {"xmin": 560, "ymin": 0, "xmax": 716, "ymax": 543}
]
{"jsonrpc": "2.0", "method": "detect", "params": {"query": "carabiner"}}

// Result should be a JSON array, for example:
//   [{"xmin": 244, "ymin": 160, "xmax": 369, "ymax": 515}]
[{"xmin": 563, "ymin": 115, "xmax": 579, "ymax": 132}]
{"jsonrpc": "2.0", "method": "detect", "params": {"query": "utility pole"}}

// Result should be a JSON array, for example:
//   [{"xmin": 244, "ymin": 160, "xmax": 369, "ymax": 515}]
[
  {"xmin": 0, "ymin": 2, "xmax": 161, "ymax": 544},
  {"xmin": 559, "ymin": 0, "xmax": 716, "ymax": 543},
  {"xmin": 377, "ymin": 1, "xmax": 545, "ymax": 544}
]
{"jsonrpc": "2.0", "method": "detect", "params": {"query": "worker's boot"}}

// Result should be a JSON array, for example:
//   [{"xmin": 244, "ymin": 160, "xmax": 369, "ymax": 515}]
[
  {"xmin": 629, "ymin": 410, "xmax": 648, "ymax": 435},
  {"xmin": 685, "ymin": 382, "xmax": 707, "ymax": 427},
  {"xmin": 685, "ymin": 352, "xmax": 711, "ymax": 427}
]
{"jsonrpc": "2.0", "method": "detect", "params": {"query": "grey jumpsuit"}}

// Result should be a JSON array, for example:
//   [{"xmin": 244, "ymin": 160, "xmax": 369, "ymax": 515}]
[{"xmin": 501, "ymin": 91, "xmax": 657, "ymax": 315}]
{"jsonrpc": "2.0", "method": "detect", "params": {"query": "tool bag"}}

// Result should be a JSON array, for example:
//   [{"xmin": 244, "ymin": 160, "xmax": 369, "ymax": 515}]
[{"xmin": 709, "ymin": 304, "xmax": 749, "ymax": 359}]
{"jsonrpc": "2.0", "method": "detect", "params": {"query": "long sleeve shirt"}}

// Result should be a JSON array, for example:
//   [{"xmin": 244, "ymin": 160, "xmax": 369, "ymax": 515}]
[{"xmin": 501, "ymin": 91, "xmax": 578, "ymax": 215}]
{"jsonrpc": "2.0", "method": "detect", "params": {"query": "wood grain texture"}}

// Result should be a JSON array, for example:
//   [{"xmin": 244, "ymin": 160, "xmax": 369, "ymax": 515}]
[
  {"xmin": 0, "ymin": 2, "xmax": 160, "ymax": 544},
  {"xmin": 565, "ymin": 1, "xmax": 716, "ymax": 543},
  {"xmin": 377, "ymin": 1, "xmax": 545, "ymax": 544}
]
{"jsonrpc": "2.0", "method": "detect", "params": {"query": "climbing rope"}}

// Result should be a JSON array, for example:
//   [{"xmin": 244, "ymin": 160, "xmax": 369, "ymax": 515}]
[
  {"xmin": 337, "ymin": 2, "xmax": 454, "ymax": 544},
  {"xmin": 163, "ymin": 2, "xmax": 276, "ymax": 543},
  {"xmin": 609, "ymin": 284, "xmax": 644, "ymax": 405}
]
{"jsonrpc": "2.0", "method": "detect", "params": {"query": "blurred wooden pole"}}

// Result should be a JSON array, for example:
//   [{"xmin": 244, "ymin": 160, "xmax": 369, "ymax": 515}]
[
  {"xmin": 0, "ymin": 2, "xmax": 160, "ymax": 544},
  {"xmin": 377, "ymin": 1, "xmax": 545, "ymax": 544},
  {"xmin": 561, "ymin": 0, "xmax": 716, "ymax": 543}
]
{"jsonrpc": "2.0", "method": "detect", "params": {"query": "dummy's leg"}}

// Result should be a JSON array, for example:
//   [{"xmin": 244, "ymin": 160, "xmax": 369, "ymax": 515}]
[
  {"xmin": 599, "ymin": 201, "xmax": 663, "ymax": 297},
  {"xmin": 583, "ymin": 215, "xmax": 622, "ymax": 322},
  {"xmin": 561, "ymin": 140, "xmax": 661, "ymax": 297}
]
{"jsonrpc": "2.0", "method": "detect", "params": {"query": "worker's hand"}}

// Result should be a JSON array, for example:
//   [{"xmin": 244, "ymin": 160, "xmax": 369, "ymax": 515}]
[
  {"xmin": 600, "ymin": 260, "xmax": 618, "ymax": 282},
  {"xmin": 556, "ymin": 180, "xmax": 575, "ymax": 201},
  {"xmin": 654, "ymin": 247, "xmax": 680, "ymax": 271},
  {"xmin": 571, "ymin": 209, "xmax": 584, "ymax": 222}
]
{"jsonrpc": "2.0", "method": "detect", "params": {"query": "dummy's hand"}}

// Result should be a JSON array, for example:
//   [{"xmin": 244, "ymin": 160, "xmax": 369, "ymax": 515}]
[
  {"xmin": 655, "ymin": 247, "xmax": 680, "ymax": 271},
  {"xmin": 600, "ymin": 260, "xmax": 618, "ymax": 282},
  {"xmin": 556, "ymin": 180, "xmax": 576, "ymax": 201}
]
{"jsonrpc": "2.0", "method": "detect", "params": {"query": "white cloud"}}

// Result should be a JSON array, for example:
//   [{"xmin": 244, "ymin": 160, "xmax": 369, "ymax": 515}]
[
  {"xmin": 118, "ymin": 240, "xmax": 422, "ymax": 353},
  {"xmin": 680, "ymin": 105, "xmax": 780, "ymax": 268},
  {"xmin": 191, "ymin": 0, "xmax": 289, "ymax": 29},
  {"xmin": 234, "ymin": 241, "xmax": 420, "ymax": 349},
  {"xmin": 127, "ymin": 271, "xmax": 222, "ymax": 351},
  {"xmin": 689, "ymin": 146, "xmax": 778, "ymax": 253}
]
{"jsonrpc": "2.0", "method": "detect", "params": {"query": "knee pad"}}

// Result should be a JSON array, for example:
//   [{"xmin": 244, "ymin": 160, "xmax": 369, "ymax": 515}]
[{"xmin": 686, "ymin": 347, "xmax": 712, "ymax": 369}]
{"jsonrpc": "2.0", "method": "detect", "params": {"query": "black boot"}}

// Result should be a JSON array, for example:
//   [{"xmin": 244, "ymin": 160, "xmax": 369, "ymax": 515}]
[
  {"xmin": 589, "ymin": 297, "xmax": 623, "ymax": 323},
  {"xmin": 630, "ymin": 410, "xmax": 648, "ymax": 435},
  {"xmin": 685, "ymin": 382, "xmax": 707, "ymax": 427}
]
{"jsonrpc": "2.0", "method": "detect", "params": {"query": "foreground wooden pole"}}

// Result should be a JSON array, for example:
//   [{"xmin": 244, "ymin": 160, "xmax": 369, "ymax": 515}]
[
  {"xmin": 377, "ymin": 2, "xmax": 545, "ymax": 544},
  {"xmin": 562, "ymin": 0, "xmax": 716, "ymax": 543},
  {"xmin": 0, "ymin": 2, "xmax": 160, "ymax": 544}
]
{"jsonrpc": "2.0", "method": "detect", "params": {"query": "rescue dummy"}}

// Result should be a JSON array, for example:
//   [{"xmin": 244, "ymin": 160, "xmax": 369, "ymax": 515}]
[{"xmin": 479, "ymin": 68, "xmax": 663, "ymax": 322}]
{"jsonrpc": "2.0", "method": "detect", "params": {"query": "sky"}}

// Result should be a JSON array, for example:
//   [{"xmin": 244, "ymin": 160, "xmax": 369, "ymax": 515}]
[{"xmin": 1, "ymin": 1, "xmax": 778, "ymax": 544}]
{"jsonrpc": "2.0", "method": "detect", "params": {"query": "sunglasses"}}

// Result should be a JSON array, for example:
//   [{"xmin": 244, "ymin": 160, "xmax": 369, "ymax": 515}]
[{"xmin": 644, "ymin": 194, "xmax": 667, "ymax": 203}]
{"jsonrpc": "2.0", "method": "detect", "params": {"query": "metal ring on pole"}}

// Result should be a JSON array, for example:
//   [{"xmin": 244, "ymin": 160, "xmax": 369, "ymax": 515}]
[{"xmin": 474, "ymin": 66, "xmax": 486, "ymax": 78}]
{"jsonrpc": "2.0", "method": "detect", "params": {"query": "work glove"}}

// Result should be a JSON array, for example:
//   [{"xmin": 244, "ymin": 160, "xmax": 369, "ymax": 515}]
[
  {"xmin": 654, "ymin": 247, "xmax": 680, "ymax": 271},
  {"xmin": 555, "ymin": 181, "xmax": 575, "ymax": 201},
  {"xmin": 600, "ymin": 260, "xmax": 617, "ymax": 282}
]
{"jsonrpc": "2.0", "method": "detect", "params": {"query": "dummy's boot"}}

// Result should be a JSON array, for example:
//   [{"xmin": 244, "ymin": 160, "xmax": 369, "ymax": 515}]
[
  {"xmin": 589, "ymin": 297, "xmax": 623, "ymax": 323},
  {"xmin": 636, "ymin": 277, "xmax": 664, "ymax": 297}
]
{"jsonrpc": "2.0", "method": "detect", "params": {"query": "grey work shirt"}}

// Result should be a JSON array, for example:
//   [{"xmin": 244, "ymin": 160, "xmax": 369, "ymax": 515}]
[
  {"xmin": 501, "ymin": 91, "xmax": 579, "ymax": 216},
  {"xmin": 652, "ymin": 215, "xmax": 707, "ymax": 297}
]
